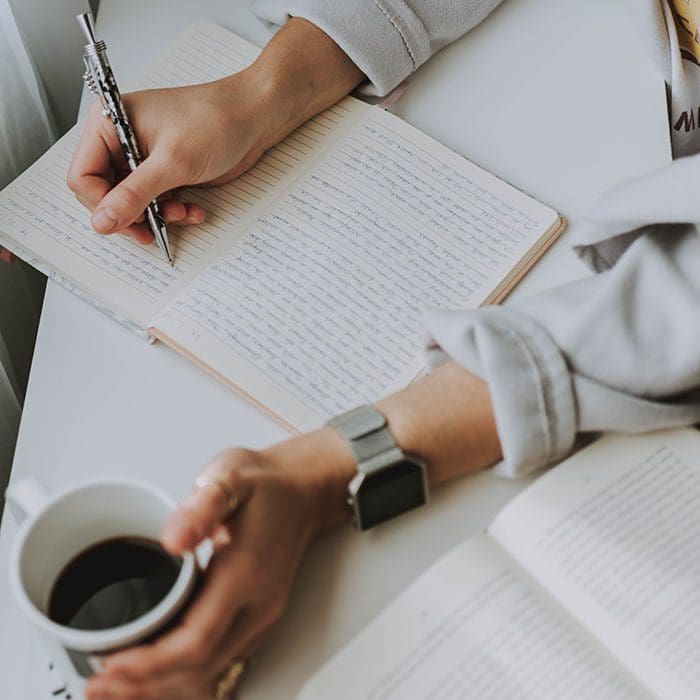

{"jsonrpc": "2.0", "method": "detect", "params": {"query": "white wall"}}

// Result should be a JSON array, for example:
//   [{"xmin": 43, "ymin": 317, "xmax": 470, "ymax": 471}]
[{"xmin": 9, "ymin": 0, "xmax": 91, "ymax": 134}]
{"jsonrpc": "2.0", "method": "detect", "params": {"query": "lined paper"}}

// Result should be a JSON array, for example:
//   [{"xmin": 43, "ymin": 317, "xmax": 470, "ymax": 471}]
[
  {"xmin": 0, "ymin": 130, "xmax": 181, "ymax": 326},
  {"xmin": 135, "ymin": 23, "xmax": 347, "ymax": 259},
  {"xmin": 153, "ymin": 108, "xmax": 559, "ymax": 429},
  {"xmin": 0, "ymin": 22, "xmax": 343, "ymax": 328},
  {"xmin": 0, "ymin": 19, "xmax": 562, "ymax": 428},
  {"xmin": 298, "ymin": 537, "xmax": 644, "ymax": 700},
  {"xmin": 490, "ymin": 429, "xmax": 700, "ymax": 700}
]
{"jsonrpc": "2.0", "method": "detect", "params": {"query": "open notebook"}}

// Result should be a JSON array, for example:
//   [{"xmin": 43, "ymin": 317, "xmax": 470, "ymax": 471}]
[
  {"xmin": 300, "ymin": 428, "xmax": 700, "ymax": 700},
  {"xmin": 0, "ymin": 21, "xmax": 565, "ymax": 431}
]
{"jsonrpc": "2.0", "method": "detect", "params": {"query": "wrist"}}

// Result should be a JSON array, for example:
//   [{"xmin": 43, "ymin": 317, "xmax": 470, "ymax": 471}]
[
  {"xmin": 231, "ymin": 17, "xmax": 363, "ymax": 151},
  {"xmin": 264, "ymin": 401, "xmax": 427, "ymax": 537},
  {"xmin": 262, "ymin": 426, "xmax": 357, "ymax": 537},
  {"xmin": 212, "ymin": 69, "xmax": 282, "ymax": 154},
  {"xmin": 260, "ymin": 365, "xmax": 502, "ymax": 538},
  {"xmin": 378, "ymin": 364, "xmax": 503, "ymax": 486}
]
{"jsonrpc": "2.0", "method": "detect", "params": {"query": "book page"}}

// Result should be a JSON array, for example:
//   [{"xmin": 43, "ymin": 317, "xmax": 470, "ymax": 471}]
[
  {"xmin": 153, "ymin": 107, "xmax": 560, "ymax": 430},
  {"xmin": 490, "ymin": 428, "xmax": 700, "ymax": 700},
  {"xmin": 298, "ymin": 535, "xmax": 646, "ymax": 700},
  {"xmin": 0, "ymin": 22, "xmax": 339, "ymax": 328}
]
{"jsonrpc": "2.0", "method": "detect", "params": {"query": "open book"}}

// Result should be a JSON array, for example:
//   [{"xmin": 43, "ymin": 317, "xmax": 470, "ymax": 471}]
[
  {"xmin": 0, "ymin": 22, "xmax": 564, "ymax": 431},
  {"xmin": 299, "ymin": 428, "xmax": 700, "ymax": 700}
]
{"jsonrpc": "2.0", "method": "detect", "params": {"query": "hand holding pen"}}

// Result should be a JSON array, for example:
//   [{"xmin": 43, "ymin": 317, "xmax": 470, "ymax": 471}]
[
  {"xmin": 77, "ymin": 13, "xmax": 175, "ymax": 265},
  {"xmin": 66, "ymin": 15, "xmax": 363, "ymax": 266},
  {"xmin": 69, "ymin": 13, "xmax": 218, "ymax": 259}
]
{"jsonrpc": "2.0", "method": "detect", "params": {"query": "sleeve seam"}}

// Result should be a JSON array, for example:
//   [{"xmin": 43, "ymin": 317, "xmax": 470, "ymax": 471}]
[
  {"xmin": 497, "ymin": 322, "xmax": 555, "ymax": 461},
  {"xmin": 372, "ymin": 0, "xmax": 418, "ymax": 68}
]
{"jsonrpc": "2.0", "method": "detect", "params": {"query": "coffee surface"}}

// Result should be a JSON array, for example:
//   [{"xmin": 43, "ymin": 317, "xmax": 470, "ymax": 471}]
[{"xmin": 48, "ymin": 536, "xmax": 182, "ymax": 631}]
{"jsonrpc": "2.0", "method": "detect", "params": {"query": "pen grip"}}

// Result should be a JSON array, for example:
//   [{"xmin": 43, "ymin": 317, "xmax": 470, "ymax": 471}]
[
  {"xmin": 84, "ymin": 45, "xmax": 173, "ymax": 264},
  {"xmin": 84, "ymin": 53, "xmax": 143, "ymax": 172}
]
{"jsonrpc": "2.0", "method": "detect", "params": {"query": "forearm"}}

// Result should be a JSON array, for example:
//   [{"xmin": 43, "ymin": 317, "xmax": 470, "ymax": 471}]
[
  {"xmin": 267, "ymin": 216, "xmax": 700, "ymax": 535},
  {"xmin": 263, "ymin": 361, "xmax": 502, "ymax": 533},
  {"xmin": 251, "ymin": 0, "xmax": 506, "ymax": 96},
  {"xmin": 235, "ymin": 17, "xmax": 364, "ymax": 152}
]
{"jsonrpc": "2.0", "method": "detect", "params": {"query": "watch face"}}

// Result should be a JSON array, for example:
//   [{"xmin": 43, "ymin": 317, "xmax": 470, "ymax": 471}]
[{"xmin": 358, "ymin": 459, "xmax": 427, "ymax": 530}]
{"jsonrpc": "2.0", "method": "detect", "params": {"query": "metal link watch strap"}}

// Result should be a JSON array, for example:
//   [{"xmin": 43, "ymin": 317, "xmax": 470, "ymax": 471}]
[
  {"xmin": 329, "ymin": 405, "xmax": 429, "ymax": 530},
  {"xmin": 328, "ymin": 405, "xmax": 403, "ymax": 475}
]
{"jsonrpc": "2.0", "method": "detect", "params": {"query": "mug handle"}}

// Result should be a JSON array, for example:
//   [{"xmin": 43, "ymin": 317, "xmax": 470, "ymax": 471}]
[{"xmin": 5, "ymin": 476, "xmax": 50, "ymax": 525}]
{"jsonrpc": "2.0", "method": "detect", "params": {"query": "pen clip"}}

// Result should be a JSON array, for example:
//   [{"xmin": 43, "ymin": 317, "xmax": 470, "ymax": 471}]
[
  {"xmin": 82, "ymin": 56, "xmax": 112, "ymax": 118},
  {"xmin": 82, "ymin": 69, "xmax": 98, "ymax": 96}
]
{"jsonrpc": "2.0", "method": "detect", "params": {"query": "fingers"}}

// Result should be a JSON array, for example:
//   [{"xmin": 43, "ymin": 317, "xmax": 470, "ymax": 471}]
[
  {"xmin": 104, "ymin": 200, "xmax": 206, "ymax": 245},
  {"xmin": 89, "ymin": 152, "xmax": 181, "ymax": 234},
  {"xmin": 67, "ymin": 107, "xmax": 119, "ymax": 212},
  {"xmin": 85, "ymin": 621, "xmax": 255, "ymax": 700},
  {"xmin": 69, "ymin": 147, "xmax": 205, "ymax": 244},
  {"xmin": 68, "ymin": 104, "xmax": 207, "ymax": 244},
  {"xmin": 208, "ymin": 603, "xmax": 277, "ymax": 674},
  {"xmin": 101, "ymin": 546, "xmax": 249, "ymax": 680},
  {"xmin": 121, "ymin": 200, "xmax": 206, "ymax": 244},
  {"xmin": 162, "ymin": 451, "xmax": 255, "ymax": 556},
  {"xmin": 86, "ymin": 675, "xmax": 201, "ymax": 700},
  {"xmin": 89, "ymin": 599, "xmax": 275, "ymax": 700},
  {"xmin": 89, "ymin": 546, "xmax": 262, "ymax": 700},
  {"xmin": 160, "ymin": 200, "xmax": 204, "ymax": 226},
  {"xmin": 0, "ymin": 247, "xmax": 15, "ymax": 264}
]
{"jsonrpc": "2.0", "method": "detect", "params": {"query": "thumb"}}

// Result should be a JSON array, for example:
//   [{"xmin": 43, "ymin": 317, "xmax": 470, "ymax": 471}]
[
  {"xmin": 91, "ymin": 153, "xmax": 180, "ymax": 234},
  {"xmin": 161, "ymin": 454, "xmax": 253, "ymax": 555}
]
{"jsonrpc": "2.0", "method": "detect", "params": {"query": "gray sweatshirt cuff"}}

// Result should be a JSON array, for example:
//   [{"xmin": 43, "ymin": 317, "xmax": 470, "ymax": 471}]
[
  {"xmin": 250, "ymin": 0, "xmax": 431, "ymax": 95},
  {"xmin": 424, "ymin": 307, "xmax": 577, "ymax": 478}
]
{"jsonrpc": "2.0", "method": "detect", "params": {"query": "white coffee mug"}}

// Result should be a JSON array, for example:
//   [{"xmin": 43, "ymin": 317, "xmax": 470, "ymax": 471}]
[{"xmin": 6, "ymin": 475, "xmax": 198, "ymax": 696}]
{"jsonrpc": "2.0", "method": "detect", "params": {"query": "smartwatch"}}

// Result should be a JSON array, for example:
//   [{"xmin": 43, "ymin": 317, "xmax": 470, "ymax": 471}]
[{"xmin": 328, "ymin": 405, "xmax": 429, "ymax": 531}]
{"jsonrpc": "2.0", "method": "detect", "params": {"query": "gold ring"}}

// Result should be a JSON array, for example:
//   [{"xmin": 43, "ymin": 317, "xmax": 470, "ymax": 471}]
[
  {"xmin": 214, "ymin": 658, "xmax": 246, "ymax": 699},
  {"xmin": 195, "ymin": 476, "xmax": 239, "ymax": 516}
]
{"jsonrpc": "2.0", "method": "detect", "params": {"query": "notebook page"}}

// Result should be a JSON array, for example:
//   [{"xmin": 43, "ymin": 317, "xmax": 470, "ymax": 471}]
[
  {"xmin": 0, "ymin": 22, "xmax": 339, "ymax": 328},
  {"xmin": 489, "ymin": 429, "xmax": 700, "ymax": 700},
  {"xmin": 152, "ymin": 107, "xmax": 560, "ymax": 430},
  {"xmin": 298, "ymin": 535, "xmax": 645, "ymax": 700}
]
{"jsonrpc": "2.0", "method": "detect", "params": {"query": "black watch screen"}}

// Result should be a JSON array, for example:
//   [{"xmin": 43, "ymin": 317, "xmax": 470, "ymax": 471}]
[{"xmin": 357, "ymin": 459, "xmax": 427, "ymax": 530}]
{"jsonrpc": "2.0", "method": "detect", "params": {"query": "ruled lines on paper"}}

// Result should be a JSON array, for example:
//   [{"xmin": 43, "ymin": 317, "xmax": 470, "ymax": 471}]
[
  {"xmin": 154, "ymin": 109, "xmax": 557, "ymax": 422},
  {"xmin": 0, "ymin": 130, "xmax": 223, "ymax": 326},
  {"xmin": 137, "ymin": 23, "xmax": 355, "ymax": 245},
  {"xmin": 0, "ymin": 23, "xmax": 353, "ymax": 328}
]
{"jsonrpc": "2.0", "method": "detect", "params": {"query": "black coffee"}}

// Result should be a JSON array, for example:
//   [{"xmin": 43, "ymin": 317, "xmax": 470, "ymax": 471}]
[{"xmin": 48, "ymin": 536, "xmax": 182, "ymax": 631}]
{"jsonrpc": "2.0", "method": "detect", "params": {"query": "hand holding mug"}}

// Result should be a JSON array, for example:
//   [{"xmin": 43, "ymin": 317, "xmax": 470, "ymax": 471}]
[
  {"xmin": 6, "ymin": 477, "xmax": 198, "ymax": 697},
  {"xmin": 85, "ymin": 431, "xmax": 352, "ymax": 700}
]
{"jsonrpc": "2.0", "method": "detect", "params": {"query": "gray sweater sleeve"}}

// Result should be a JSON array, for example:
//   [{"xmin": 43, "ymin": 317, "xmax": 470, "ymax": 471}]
[
  {"xmin": 425, "ymin": 154, "xmax": 700, "ymax": 478},
  {"xmin": 250, "ymin": 0, "xmax": 506, "ymax": 95}
]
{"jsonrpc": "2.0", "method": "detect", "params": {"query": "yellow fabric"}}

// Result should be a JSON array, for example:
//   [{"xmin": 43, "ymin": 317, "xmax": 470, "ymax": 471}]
[{"xmin": 670, "ymin": 0, "xmax": 700, "ymax": 63}]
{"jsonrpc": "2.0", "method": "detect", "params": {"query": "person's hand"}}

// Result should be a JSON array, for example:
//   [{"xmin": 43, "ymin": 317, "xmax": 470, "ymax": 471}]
[
  {"xmin": 83, "ymin": 360, "xmax": 501, "ymax": 699},
  {"xmin": 67, "ymin": 74, "xmax": 274, "ymax": 244},
  {"xmin": 0, "ymin": 246, "xmax": 15, "ymax": 264},
  {"xmin": 84, "ymin": 429, "xmax": 355, "ymax": 700},
  {"xmin": 66, "ymin": 17, "xmax": 364, "ymax": 246}
]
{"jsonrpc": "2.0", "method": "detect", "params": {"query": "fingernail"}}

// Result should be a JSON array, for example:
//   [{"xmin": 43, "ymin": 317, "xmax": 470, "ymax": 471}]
[
  {"xmin": 92, "ymin": 207, "xmax": 118, "ymax": 233},
  {"xmin": 176, "ymin": 521, "xmax": 199, "ymax": 543},
  {"xmin": 86, "ymin": 685, "xmax": 110, "ymax": 700}
]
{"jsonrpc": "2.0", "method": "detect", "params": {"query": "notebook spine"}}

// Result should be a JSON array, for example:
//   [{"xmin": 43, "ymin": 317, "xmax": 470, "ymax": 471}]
[{"xmin": 0, "ymin": 237, "xmax": 150, "ymax": 341}]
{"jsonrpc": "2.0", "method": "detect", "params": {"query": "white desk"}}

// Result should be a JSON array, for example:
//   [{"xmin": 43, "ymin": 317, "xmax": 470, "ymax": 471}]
[{"xmin": 0, "ymin": 1, "xmax": 670, "ymax": 697}]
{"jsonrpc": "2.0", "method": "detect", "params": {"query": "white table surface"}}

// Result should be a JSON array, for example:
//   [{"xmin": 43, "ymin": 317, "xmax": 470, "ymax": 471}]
[{"xmin": 0, "ymin": 1, "xmax": 670, "ymax": 698}]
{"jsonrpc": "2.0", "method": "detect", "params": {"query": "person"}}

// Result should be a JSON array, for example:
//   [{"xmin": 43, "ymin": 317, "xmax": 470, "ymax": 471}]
[
  {"xmin": 0, "ymin": 246, "xmax": 14, "ymax": 263},
  {"xmin": 66, "ymin": 4, "xmax": 700, "ymax": 700}
]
